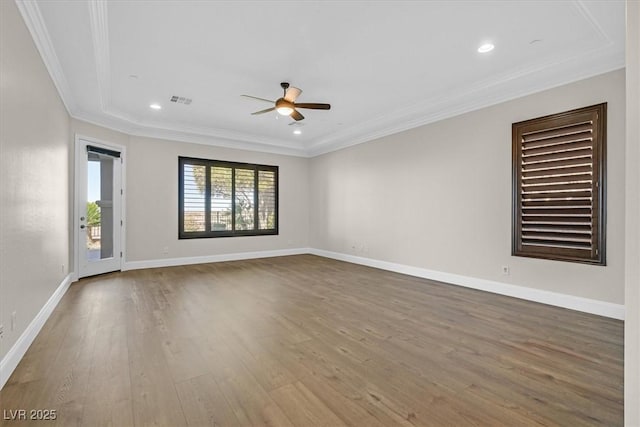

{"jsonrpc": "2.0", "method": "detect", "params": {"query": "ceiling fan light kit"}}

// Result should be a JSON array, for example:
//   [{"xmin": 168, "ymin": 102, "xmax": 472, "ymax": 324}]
[
  {"xmin": 243, "ymin": 82, "xmax": 331, "ymax": 122},
  {"xmin": 275, "ymin": 99, "xmax": 294, "ymax": 116}
]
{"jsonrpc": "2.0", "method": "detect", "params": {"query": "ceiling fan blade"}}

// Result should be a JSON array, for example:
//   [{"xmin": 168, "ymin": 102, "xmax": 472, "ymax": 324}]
[
  {"xmin": 294, "ymin": 103, "xmax": 331, "ymax": 110},
  {"xmin": 251, "ymin": 107, "xmax": 276, "ymax": 115},
  {"xmin": 291, "ymin": 109, "xmax": 304, "ymax": 121},
  {"xmin": 241, "ymin": 95, "xmax": 274, "ymax": 104},
  {"xmin": 284, "ymin": 87, "xmax": 302, "ymax": 102}
]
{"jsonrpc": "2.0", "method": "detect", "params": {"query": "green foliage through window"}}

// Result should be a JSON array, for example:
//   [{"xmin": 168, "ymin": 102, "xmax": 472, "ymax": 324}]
[{"xmin": 86, "ymin": 201, "xmax": 101, "ymax": 226}]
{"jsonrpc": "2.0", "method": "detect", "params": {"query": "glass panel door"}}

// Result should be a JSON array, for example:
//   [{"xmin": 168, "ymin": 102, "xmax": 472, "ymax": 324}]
[{"xmin": 77, "ymin": 140, "xmax": 122, "ymax": 278}]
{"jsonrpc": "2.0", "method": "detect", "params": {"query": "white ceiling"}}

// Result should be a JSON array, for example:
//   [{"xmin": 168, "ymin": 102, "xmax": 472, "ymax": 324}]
[{"xmin": 17, "ymin": 0, "xmax": 625, "ymax": 157}]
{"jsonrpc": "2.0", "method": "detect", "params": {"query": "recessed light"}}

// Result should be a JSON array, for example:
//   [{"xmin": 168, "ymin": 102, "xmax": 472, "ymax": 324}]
[
  {"xmin": 293, "ymin": 129, "xmax": 302, "ymax": 135},
  {"xmin": 149, "ymin": 103, "xmax": 162, "ymax": 110},
  {"xmin": 478, "ymin": 43, "xmax": 495, "ymax": 53}
]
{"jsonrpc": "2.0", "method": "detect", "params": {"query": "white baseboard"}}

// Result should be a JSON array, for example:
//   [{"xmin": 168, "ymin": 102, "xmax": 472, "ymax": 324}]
[
  {"xmin": 309, "ymin": 249, "xmax": 625, "ymax": 320},
  {"xmin": 124, "ymin": 247, "xmax": 624, "ymax": 319},
  {"xmin": 123, "ymin": 247, "xmax": 311, "ymax": 271},
  {"xmin": 0, "ymin": 273, "xmax": 73, "ymax": 390}
]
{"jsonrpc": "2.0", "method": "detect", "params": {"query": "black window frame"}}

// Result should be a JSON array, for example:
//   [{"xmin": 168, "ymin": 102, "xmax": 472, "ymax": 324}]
[
  {"xmin": 179, "ymin": 156, "xmax": 278, "ymax": 239},
  {"xmin": 512, "ymin": 103, "xmax": 606, "ymax": 265}
]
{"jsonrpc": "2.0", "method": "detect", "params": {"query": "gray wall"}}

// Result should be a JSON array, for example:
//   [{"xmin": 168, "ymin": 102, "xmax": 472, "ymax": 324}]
[
  {"xmin": 0, "ymin": 0, "xmax": 71, "ymax": 360},
  {"xmin": 70, "ymin": 121, "xmax": 310, "ymax": 264},
  {"xmin": 125, "ymin": 135, "xmax": 309, "ymax": 262},
  {"xmin": 309, "ymin": 70, "xmax": 626, "ymax": 304}
]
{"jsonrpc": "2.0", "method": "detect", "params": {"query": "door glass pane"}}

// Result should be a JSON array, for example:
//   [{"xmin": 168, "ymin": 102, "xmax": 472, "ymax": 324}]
[
  {"xmin": 235, "ymin": 169, "xmax": 255, "ymax": 230},
  {"xmin": 87, "ymin": 153, "xmax": 114, "ymax": 261}
]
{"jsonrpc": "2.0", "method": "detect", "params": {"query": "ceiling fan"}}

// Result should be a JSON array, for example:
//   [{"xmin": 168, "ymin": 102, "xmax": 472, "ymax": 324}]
[{"xmin": 242, "ymin": 82, "xmax": 331, "ymax": 121}]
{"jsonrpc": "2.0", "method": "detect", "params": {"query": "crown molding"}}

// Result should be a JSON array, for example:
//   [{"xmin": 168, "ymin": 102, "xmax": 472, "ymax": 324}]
[
  {"xmin": 18, "ymin": 0, "xmax": 625, "ymax": 159},
  {"xmin": 71, "ymin": 109, "xmax": 308, "ymax": 157},
  {"xmin": 126, "ymin": 125, "xmax": 309, "ymax": 157},
  {"xmin": 307, "ymin": 44, "xmax": 624, "ymax": 156},
  {"xmin": 573, "ymin": 0, "xmax": 614, "ymax": 45},
  {"xmin": 15, "ymin": 0, "xmax": 77, "ymax": 114},
  {"xmin": 87, "ymin": 0, "xmax": 111, "ymax": 111}
]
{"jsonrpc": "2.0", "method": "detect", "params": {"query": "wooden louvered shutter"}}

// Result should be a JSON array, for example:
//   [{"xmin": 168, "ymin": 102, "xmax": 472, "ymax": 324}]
[{"xmin": 512, "ymin": 103, "xmax": 606, "ymax": 265}]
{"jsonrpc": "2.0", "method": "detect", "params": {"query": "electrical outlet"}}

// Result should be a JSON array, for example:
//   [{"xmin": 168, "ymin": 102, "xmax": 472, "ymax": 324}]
[
  {"xmin": 162, "ymin": 246, "xmax": 169, "ymax": 255},
  {"xmin": 11, "ymin": 311, "xmax": 16, "ymax": 331},
  {"xmin": 501, "ymin": 265, "xmax": 510, "ymax": 275}
]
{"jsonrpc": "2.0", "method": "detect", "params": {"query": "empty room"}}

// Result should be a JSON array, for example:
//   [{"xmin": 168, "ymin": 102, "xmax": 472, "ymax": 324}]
[{"xmin": 1, "ymin": 1, "xmax": 639, "ymax": 426}]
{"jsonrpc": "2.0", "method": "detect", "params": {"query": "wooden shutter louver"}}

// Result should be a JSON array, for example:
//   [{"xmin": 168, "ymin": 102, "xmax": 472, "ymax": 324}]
[
  {"xmin": 258, "ymin": 170, "xmax": 277, "ymax": 230},
  {"xmin": 182, "ymin": 164, "xmax": 206, "ymax": 232},
  {"xmin": 512, "ymin": 103, "xmax": 606, "ymax": 265}
]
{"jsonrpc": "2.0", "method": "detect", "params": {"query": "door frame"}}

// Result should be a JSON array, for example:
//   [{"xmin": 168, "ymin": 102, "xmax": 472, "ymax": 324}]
[{"xmin": 73, "ymin": 134, "xmax": 127, "ymax": 281}]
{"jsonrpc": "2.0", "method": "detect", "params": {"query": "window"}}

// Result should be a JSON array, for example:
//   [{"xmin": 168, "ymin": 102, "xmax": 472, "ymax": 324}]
[
  {"xmin": 179, "ymin": 157, "xmax": 278, "ymax": 238},
  {"xmin": 512, "ymin": 103, "xmax": 606, "ymax": 265}
]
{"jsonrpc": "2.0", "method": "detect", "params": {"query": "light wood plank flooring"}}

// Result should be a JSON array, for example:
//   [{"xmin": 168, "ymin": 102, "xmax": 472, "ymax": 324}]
[{"xmin": 0, "ymin": 255, "xmax": 623, "ymax": 426}]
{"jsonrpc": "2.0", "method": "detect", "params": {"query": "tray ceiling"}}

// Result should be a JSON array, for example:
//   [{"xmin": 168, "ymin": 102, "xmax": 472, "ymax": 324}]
[{"xmin": 17, "ymin": 0, "xmax": 625, "ymax": 157}]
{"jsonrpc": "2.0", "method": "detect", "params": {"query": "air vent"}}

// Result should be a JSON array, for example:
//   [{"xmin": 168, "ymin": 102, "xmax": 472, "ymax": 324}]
[{"xmin": 170, "ymin": 95, "xmax": 192, "ymax": 105}]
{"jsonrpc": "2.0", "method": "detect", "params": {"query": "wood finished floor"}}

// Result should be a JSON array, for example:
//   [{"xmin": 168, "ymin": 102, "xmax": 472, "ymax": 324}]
[{"xmin": 0, "ymin": 255, "xmax": 623, "ymax": 426}]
